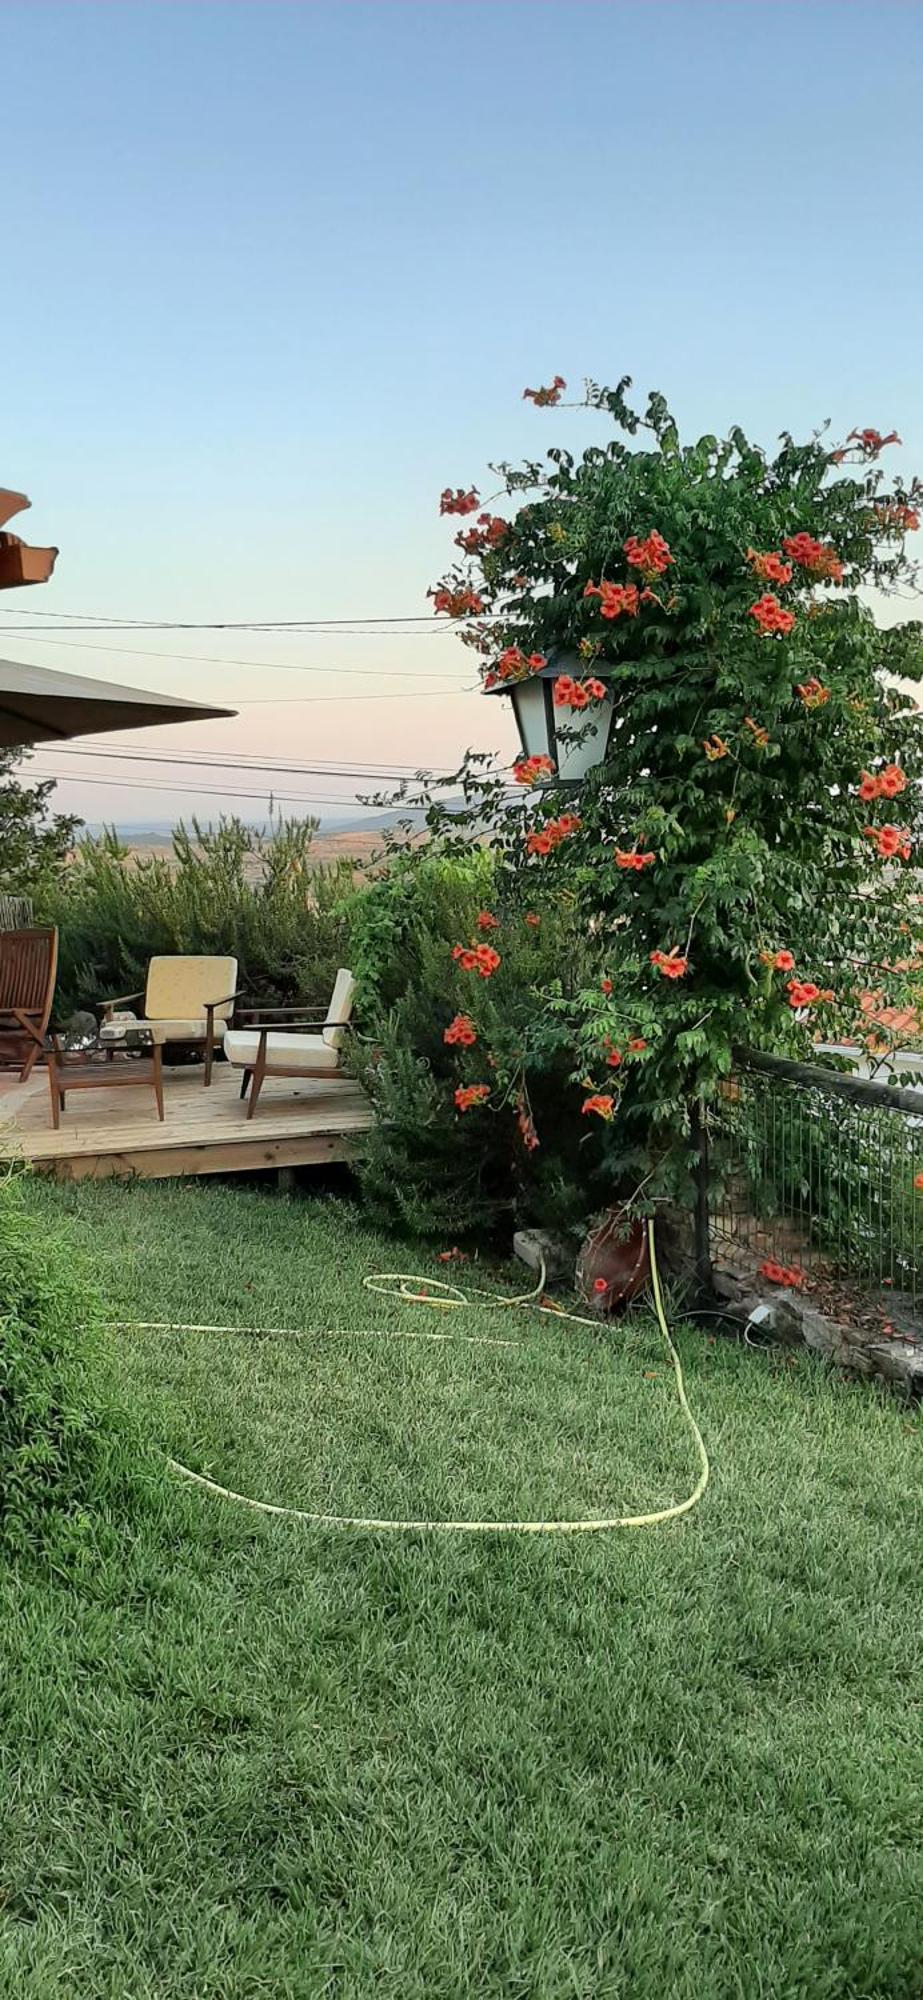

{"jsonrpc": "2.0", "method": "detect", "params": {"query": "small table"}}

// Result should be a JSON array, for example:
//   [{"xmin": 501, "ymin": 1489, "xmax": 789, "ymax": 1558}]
[{"xmin": 45, "ymin": 1035, "xmax": 165, "ymax": 1129}]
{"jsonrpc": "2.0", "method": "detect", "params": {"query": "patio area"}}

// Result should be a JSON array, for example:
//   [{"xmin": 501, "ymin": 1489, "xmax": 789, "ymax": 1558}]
[{"xmin": 0, "ymin": 1059, "xmax": 372, "ymax": 1181}]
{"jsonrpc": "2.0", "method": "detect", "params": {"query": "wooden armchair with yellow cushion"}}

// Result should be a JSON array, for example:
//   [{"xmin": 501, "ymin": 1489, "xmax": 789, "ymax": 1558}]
[{"xmin": 99, "ymin": 954, "xmax": 238, "ymax": 1085}]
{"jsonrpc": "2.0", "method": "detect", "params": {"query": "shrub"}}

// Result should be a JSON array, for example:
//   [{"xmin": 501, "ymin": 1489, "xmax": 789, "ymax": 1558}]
[
  {"xmin": 0, "ymin": 1170, "xmax": 143, "ymax": 1555},
  {"xmin": 41, "ymin": 815, "xmax": 355, "ymax": 1018},
  {"xmin": 348, "ymin": 847, "xmax": 615, "ymax": 1240},
  {"xmin": 418, "ymin": 375, "xmax": 923, "ymax": 1249},
  {"xmin": 0, "ymin": 748, "xmax": 80, "ymax": 904}
]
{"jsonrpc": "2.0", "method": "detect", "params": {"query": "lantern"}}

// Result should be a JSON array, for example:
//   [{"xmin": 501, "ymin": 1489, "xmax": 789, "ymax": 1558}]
[{"xmin": 484, "ymin": 649, "xmax": 617, "ymax": 784}]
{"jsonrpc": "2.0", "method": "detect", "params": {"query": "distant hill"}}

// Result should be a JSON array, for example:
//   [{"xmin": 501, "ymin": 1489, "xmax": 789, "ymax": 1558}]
[
  {"xmin": 78, "ymin": 804, "xmax": 457, "ymax": 870},
  {"xmin": 83, "ymin": 805, "xmax": 440, "ymax": 842}
]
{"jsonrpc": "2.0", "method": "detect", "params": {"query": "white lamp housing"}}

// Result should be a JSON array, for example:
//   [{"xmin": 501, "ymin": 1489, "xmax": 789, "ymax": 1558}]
[{"xmin": 484, "ymin": 648, "xmax": 617, "ymax": 784}]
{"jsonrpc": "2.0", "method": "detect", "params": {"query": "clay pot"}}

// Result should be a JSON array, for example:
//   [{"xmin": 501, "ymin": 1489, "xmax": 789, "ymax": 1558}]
[{"xmin": 576, "ymin": 1207, "xmax": 651, "ymax": 1315}]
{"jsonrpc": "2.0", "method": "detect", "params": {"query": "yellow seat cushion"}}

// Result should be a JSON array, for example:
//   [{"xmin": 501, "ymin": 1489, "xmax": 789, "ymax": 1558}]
[{"xmin": 147, "ymin": 1017, "xmax": 229, "ymax": 1045}]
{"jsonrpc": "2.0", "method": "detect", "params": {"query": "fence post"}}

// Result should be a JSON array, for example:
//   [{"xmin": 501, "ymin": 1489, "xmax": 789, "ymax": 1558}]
[{"xmin": 689, "ymin": 1095, "xmax": 714, "ymax": 1299}]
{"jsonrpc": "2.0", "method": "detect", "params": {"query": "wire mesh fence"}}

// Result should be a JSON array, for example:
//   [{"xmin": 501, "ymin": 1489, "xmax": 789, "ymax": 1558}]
[{"xmin": 711, "ymin": 1053, "xmax": 923, "ymax": 1306}]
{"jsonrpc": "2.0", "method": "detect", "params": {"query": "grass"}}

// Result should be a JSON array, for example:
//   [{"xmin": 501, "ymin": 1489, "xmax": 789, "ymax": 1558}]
[{"xmin": 2, "ymin": 1174, "xmax": 922, "ymax": 1999}]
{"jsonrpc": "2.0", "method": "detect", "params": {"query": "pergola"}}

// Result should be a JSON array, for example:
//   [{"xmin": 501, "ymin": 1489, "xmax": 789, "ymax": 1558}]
[
  {"xmin": 0, "ymin": 483, "xmax": 234, "ymax": 743},
  {"xmin": 0, "ymin": 658, "xmax": 234, "ymax": 749},
  {"xmin": 0, "ymin": 487, "xmax": 58, "ymax": 589}
]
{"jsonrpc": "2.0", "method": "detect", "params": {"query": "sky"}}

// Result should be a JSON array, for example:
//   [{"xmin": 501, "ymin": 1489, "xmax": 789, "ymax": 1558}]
[{"xmin": 3, "ymin": 0, "xmax": 923, "ymax": 828}]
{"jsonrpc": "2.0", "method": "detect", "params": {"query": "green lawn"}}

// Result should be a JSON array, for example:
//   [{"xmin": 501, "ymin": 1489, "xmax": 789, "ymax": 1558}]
[{"xmin": 3, "ymin": 1176, "xmax": 922, "ymax": 1999}]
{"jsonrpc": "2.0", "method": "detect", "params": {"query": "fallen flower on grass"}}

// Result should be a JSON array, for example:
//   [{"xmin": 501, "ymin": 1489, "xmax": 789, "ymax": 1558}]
[{"xmin": 759, "ymin": 1259, "xmax": 805, "ymax": 1288}]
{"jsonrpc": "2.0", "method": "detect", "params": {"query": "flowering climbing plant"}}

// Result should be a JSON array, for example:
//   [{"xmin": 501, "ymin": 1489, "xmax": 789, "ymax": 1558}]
[{"xmin": 415, "ymin": 374, "xmax": 923, "ymax": 1220}]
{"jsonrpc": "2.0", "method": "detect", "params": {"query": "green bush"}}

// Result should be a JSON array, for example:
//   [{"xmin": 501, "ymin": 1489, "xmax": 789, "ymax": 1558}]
[
  {"xmin": 0, "ymin": 1169, "xmax": 143, "ymax": 1555},
  {"xmin": 348, "ymin": 847, "xmax": 616, "ymax": 1241},
  {"xmin": 41, "ymin": 816, "xmax": 355, "ymax": 1018}
]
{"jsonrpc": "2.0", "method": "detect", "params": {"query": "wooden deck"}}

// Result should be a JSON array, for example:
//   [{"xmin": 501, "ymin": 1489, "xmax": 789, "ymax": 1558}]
[{"xmin": 0, "ymin": 1060, "xmax": 373, "ymax": 1181}]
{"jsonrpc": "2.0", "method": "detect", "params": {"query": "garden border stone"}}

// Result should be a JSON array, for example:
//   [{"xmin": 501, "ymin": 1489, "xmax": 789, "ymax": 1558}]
[{"xmin": 712, "ymin": 1263, "xmax": 923, "ymax": 1399}]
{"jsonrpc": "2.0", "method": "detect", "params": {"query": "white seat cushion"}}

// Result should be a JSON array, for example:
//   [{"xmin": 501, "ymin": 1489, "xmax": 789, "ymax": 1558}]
[
  {"xmin": 102, "ymin": 1016, "xmax": 228, "ymax": 1046},
  {"xmin": 223, "ymin": 1029, "xmax": 341, "ymax": 1074}
]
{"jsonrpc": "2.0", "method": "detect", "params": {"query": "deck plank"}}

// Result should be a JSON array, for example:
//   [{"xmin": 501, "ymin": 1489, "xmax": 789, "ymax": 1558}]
[{"xmin": 0, "ymin": 1061, "xmax": 373, "ymax": 1179}]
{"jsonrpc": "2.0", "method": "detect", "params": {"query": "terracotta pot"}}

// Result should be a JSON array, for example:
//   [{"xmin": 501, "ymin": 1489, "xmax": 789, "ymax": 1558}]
[{"xmin": 576, "ymin": 1207, "xmax": 651, "ymax": 1314}]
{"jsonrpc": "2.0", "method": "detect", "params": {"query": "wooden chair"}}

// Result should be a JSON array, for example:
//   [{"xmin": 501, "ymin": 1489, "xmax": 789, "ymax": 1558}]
[
  {"xmin": 223, "ymin": 969, "xmax": 356, "ymax": 1118},
  {"xmin": 99, "ymin": 954, "xmax": 238, "ymax": 1085},
  {"xmin": 0, "ymin": 926, "xmax": 58, "ymax": 1081}
]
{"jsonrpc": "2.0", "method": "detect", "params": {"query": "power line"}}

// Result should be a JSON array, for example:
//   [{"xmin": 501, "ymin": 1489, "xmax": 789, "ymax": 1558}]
[
  {"xmin": 0, "ymin": 628, "xmax": 467, "ymax": 677},
  {"xmin": 2, "ymin": 606, "xmax": 441, "ymax": 630},
  {"xmin": 49, "ymin": 744, "xmax": 429, "ymax": 771},
  {"xmin": 0, "ymin": 624, "xmax": 457, "ymax": 643},
  {"xmin": 44, "ymin": 743, "xmax": 465, "ymax": 784},
  {"xmin": 29, "ymin": 768, "xmax": 414, "ymax": 809}
]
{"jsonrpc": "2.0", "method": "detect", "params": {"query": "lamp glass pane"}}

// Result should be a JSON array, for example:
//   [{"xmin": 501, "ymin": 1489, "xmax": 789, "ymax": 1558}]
[
  {"xmin": 511, "ymin": 676, "xmax": 552, "ymax": 760},
  {"xmin": 555, "ymin": 694, "xmax": 614, "ymax": 781}
]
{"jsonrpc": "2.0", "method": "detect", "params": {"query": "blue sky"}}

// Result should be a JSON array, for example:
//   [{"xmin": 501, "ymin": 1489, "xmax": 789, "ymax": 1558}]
[{"xmin": 3, "ymin": 0, "xmax": 922, "ymax": 823}]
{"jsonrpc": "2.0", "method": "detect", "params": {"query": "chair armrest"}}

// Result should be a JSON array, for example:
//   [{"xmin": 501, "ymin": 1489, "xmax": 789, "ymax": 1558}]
[
  {"xmin": 234, "ymin": 1004, "xmax": 330, "ymax": 1021},
  {"xmin": 237, "ymin": 1008, "xmax": 339, "ymax": 1024},
  {"xmin": 99, "ymin": 990, "xmax": 144, "ymax": 1018},
  {"xmin": 204, "ymin": 990, "xmax": 245, "ymax": 1015},
  {"xmin": 236, "ymin": 1013, "xmax": 341, "ymax": 1032}
]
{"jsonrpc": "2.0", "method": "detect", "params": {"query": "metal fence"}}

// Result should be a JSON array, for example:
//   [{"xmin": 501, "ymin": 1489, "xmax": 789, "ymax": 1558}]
[{"xmin": 711, "ymin": 1050, "xmax": 923, "ymax": 1307}]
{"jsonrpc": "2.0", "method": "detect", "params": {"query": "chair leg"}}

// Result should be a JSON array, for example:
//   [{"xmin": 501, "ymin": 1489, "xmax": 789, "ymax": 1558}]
[
  {"xmin": 247, "ymin": 1050, "xmax": 267, "ymax": 1120},
  {"xmin": 48, "ymin": 1062, "xmax": 60, "ymax": 1130},
  {"xmin": 19, "ymin": 1037, "xmax": 41, "ymax": 1084},
  {"xmin": 239, "ymin": 1067, "xmax": 251, "ymax": 1100},
  {"xmin": 153, "ymin": 1045, "xmax": 165, "ymax": 1122},
  {"xmin": 204, "ymin": 1024, "xmax": 214, "ymax": 1087}
]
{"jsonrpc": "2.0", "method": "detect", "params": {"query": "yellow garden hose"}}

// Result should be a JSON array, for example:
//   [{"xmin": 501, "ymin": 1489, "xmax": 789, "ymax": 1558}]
[{"xmin": 134, "ymin": 1220, "xmax": 710, "ymax": 1534}]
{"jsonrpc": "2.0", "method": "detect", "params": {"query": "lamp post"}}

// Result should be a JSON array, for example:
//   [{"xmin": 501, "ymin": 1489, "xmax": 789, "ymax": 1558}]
[{"xmin": 483, "ymin": 648, "xmax": 617, "ymax": 784}]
